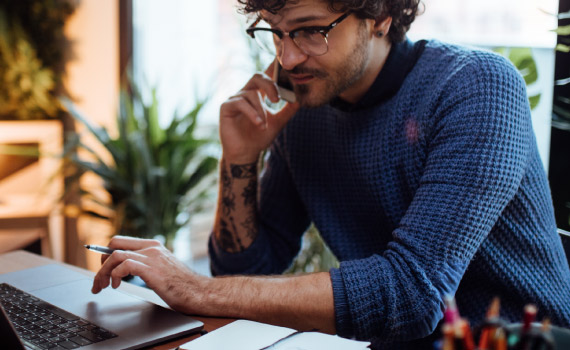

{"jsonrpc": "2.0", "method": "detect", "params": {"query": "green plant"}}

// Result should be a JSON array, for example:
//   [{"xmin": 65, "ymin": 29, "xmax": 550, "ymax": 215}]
[
  {"xmin": 0, "ymin": 8, "xmax": 58, "ymax": 120},
  {"xmin": 286, "ymin": 225, "xmax": 339, "ymax": 274},
  {"xmin": 0, "ymin": 1, "xmax": 76, "ymax": 120},
  {"xmin": 1, "ymin": 0, "xmax": 76, "ymax": 91},
  {"xmin": 62, "ymin": 83, "xmax": 219, "ymax": 249}
]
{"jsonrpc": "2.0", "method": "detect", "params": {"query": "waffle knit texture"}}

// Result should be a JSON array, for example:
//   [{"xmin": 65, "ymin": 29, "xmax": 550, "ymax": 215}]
[{"xmin": 209, "ymin": 40, "xmax": 570, "ymax": 349}]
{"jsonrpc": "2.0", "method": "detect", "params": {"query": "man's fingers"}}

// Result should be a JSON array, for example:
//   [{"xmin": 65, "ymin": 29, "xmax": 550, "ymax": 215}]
[
  {"xmin": 223, "ymin": 91, "xmax": 269, "ymax": 128},
  {"xmin": 223, "ymin": 96, "xmax": 263, "ymax": 127},
  {"xmin": 242, "ymin": 73, "xmax": 280, "ymax": 103},
  {"xmin": 92, "ymin": 250, "xmax": 148, "ymax": 293},
  {"xmin": 110, "ymin": 259, "xmax": 149, "ymax": 289},
  {"xmin": 97, "ymin": 236, "xmax": 161, "ymax": 265},
  {"xmin": 108, "ymin": 235, "xmax": 162, "ymax": 251}
]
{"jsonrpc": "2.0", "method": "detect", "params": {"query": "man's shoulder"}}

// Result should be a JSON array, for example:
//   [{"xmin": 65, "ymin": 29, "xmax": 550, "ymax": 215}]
[
  {"xmin": 406, "ymin": 39, "xmax": 522, "ymax": 97},
  {"xmin": 418, "ymin": 39, "xmax": 516, "ymax": 76}
]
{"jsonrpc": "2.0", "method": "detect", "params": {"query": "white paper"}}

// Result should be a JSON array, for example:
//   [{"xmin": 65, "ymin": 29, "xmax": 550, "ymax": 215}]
[
  {"xmin": 180, "ymin": 320, "xmax": 295, "ymax": 350},
  {"xmin": 179, "ymin": 319, "xmax": 370, "ymax": 350},
  {"xmin": 271, "ymin": 332, "xmax": 370, "ymax": 350}
]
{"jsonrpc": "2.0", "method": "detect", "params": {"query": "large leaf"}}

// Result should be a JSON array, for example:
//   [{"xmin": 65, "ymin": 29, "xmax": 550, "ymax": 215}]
[
  {"xmin": 556, "ymin": 44, "xmax": 570, "ymax": 53},
  {"xmin": 507, "ymin": 48, "xmax": 538, "ymax": 85},
  {"xmin": 528, "ymin": 94, "xmax": 541, "ymax": 110},
  {"xmin": 147, "ymin": 88, "xmax": 165, "ymax": 149},
  {"xmin": 553, "ymin": 25, "xmax": 570, "ymax": 36},
  {"xmin": 62, "ymin": 99, "xmax": 111, "ymax": 146},
  {"xmin": 179, "ymin": 156, "xmax": 219, "ymax": 195}
]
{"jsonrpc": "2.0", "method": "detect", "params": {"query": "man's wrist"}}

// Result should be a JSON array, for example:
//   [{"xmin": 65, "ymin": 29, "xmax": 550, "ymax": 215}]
[
  {"xmin": 196, "ymin": 276, "xmax": 239, "ymax": 318},
  {"xmin": 222, "ymin": 152, "xmax": 260, "ymax": 166}
]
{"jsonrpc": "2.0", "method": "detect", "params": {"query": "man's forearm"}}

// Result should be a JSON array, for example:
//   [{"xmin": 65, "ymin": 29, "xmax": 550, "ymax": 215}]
[
  {"xmin": 198, "ymin": 272, "xmax": 336, "ymax": 334},
  {"xmin": 213, "ymin": 157, "xmax": 259, "ymax": 253}
]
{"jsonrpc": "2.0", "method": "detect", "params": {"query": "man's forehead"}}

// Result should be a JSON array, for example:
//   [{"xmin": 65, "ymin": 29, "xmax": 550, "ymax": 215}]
[{"xmin": 259, "ymin": 0, "xmax": 333, "ymax": 25}]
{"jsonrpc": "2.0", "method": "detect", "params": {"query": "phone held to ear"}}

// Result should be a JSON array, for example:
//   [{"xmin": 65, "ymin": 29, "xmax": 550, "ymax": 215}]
[{"xmin": 273, "ymin": 60, "xmax": 296, "ymax": 103}]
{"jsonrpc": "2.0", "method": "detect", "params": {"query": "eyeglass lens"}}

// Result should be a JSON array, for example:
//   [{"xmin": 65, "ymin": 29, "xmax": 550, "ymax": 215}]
[{"xmin": 253, "ymin": 30, "xmax": 329, "ymax": 57}]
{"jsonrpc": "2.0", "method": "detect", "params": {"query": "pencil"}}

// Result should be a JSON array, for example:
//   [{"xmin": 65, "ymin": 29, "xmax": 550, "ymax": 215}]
[{"xmin": 478, "ymin": 297, "xmax": 501, "ymax": 350}]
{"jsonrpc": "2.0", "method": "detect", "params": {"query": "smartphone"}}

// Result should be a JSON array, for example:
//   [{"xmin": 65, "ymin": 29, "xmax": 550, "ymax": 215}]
[{"xmin": 273, "ymin": 60, "xmax": 296, "ymax": 103}]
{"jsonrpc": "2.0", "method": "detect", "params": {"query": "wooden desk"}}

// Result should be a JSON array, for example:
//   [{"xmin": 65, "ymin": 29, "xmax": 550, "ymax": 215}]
[{"xmin": 0, "ymin": 250, "xmax": 235, "ymax": 350}]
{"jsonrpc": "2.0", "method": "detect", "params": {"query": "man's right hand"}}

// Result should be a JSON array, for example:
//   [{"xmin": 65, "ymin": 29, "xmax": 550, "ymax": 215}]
[{"xmin": 219, "ymin": 64, "xmax": 299, "ymax": 164}]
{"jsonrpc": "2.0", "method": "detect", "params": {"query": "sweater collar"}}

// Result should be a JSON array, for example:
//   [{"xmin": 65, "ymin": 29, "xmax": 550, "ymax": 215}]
[{"xmin": 330, "ymin": 38, "xmax": 427, "ymax": 112}]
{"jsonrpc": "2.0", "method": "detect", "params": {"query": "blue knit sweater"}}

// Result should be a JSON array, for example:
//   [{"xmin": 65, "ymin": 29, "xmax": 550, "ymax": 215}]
[{"xmin": 209, "ymin": 40, "xmax": 570, "ymax": 349}]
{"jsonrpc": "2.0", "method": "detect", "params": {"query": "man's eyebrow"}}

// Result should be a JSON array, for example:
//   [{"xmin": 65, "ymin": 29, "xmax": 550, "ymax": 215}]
[
  {"xmin": 259, "ymin": 14, "xmax": 330, "ymax": 27},
  {"xmin": 287, "ymin": 15, "xmax": 329, "ymax": 26}
]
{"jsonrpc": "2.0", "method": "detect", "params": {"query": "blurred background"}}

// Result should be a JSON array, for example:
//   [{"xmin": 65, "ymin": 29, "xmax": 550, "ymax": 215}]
[{"xmin": 0, "ymin": 0, "xmax": 568, "ymax": 276}]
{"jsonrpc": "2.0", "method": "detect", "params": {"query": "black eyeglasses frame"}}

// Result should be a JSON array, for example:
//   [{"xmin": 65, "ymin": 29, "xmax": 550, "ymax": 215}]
[{"xmin": 245, "ymin": 12, "xmax": 352, "ymax": 56}]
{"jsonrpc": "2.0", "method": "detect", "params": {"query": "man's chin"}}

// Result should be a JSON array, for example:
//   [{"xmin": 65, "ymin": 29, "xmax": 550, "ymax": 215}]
[{"xmin": 294, "ymin": 85, "xmax": 333, "ymax": 108}]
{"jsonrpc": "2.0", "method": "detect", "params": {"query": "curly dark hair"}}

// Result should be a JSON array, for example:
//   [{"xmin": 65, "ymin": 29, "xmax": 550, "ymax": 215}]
[{"xmin": 237, "ymin": 0, "xmax": 422, "ymax": 43}]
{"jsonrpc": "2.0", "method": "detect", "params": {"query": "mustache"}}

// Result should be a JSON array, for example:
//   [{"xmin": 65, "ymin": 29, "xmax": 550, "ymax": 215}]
[{"xmin": 284, "ymin": 66, "xmax": 328, "ymax": 79}]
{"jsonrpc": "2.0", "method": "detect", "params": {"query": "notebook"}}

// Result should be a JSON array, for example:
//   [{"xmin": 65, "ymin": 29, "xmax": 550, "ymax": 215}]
[
  {"xmin": 180, "ymin": 319, "xmax": 371, "ymax": 350},
  {"xmin": 0, "ymin": 264, "xmax": 203, "ymax": 350}
]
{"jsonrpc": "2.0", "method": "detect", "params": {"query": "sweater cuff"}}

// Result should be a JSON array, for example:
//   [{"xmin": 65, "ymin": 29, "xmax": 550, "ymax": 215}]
[
  {"xmin": 330, "ymin": 267, "xmax": 354, "ymax": 338},
  {"xmin": 208, "ymin": 232, "xmax": 270, "ymax": 276}
]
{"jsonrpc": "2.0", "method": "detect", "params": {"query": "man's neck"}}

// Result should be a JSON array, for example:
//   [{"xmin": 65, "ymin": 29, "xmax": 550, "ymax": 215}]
[{"xmin": 338, "ymin": 40, "xmax": 392, "ymax": 104}]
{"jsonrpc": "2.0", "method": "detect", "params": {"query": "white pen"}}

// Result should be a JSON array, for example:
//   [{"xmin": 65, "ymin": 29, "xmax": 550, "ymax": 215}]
[{"xmin": 84, "ymin": 244, "xmax": 116, "ymax": 255}]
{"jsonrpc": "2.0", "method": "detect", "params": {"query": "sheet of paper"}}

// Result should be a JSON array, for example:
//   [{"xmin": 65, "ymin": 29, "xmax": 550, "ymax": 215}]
[
  {"xmin": 273, "ymin": 331, "xmax": 370, "ymax": 350},
  {"xmin": 180, "ymin": 320, "xmax": 295, "ymax": 350},
  {"xmin": 179, "ymin": 319, "xmax": 371, "ymax": 350}
]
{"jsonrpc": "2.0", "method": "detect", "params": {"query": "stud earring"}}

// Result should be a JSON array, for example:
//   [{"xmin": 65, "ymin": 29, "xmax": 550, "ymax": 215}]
[{"xmin": 376, "ymin": 31, "xmax": 384, "ymax": 37}]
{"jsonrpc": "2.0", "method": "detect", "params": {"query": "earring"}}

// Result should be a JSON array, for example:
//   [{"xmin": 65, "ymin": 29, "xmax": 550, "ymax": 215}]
[{"xmin": 376, "ymin": 31, "xmax": 384, "ymax": 37}]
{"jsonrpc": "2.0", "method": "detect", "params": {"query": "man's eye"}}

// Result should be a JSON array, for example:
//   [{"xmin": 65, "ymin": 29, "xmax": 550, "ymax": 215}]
[{"xmin": 300, "ymin": 28, "xmax": 323, "ymax": 36}]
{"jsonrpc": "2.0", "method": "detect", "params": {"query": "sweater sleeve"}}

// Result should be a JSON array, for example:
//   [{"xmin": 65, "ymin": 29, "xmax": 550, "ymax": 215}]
[
  {"xmin": 330, "ymin": 52, "xmax": 533, "ymax": 341},
  {"xmin": 209, "ymin": 133, "xmax": 311, "ymax": 276}
]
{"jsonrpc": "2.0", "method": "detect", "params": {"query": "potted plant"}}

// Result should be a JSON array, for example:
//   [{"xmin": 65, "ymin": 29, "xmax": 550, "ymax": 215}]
[{"xmin": 62, "ymin": 83, "xmax": 219, "ymax": 250}]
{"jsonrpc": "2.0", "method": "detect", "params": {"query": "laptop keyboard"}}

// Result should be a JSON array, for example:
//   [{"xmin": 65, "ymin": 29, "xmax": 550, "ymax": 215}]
[{"xmin": 0, "ymin": 283, "xmax": 117, "ymax": 350}]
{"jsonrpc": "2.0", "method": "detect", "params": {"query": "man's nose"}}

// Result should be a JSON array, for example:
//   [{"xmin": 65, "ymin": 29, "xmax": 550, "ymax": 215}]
[{"xmin": 277, "ymin": 36, "xmax": 308, "ymax": 71}]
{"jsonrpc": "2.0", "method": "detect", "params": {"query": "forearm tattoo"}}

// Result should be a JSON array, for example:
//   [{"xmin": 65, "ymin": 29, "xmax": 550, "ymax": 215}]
[
  {"xmin": 217, "ymin": 161, "xmax": 259, "ymax": 252},
  {"xmin": 221, "ymin": 165, "xmax": 236, "ymax": 217},
  {"xmin": 230, "ymin": 163, "xmax": 256, "ymax": 179}
]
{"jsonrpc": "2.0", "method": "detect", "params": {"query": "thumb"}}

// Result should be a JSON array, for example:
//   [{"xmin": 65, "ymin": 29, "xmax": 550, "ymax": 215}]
[{"xmin": 269, "ymin": 101, "xmax": 300, "ymax": 129}]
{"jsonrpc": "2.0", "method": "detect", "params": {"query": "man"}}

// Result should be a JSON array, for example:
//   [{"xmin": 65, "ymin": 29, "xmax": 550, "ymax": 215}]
[{"xmin": 91, "ymin": 0, "xmax": 570, "ymax": 348}]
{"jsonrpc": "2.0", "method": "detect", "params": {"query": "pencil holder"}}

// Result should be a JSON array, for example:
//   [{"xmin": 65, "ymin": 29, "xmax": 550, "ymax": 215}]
[{"xmin": 504, "ymin": 323, "xmax": 570, "ymax": 350}]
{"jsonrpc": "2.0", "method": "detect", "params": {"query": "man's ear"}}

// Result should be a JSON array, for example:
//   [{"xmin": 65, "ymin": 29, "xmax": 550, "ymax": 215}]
[{"xmin": 373, "ymin": 16, "xmax": 392, "ymax": 38}]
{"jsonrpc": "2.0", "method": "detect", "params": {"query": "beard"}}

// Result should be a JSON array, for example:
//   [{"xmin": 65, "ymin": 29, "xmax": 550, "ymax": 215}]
[{"xmin": 291, "ymin": 24, "xmax": 370, "ymax": 108}]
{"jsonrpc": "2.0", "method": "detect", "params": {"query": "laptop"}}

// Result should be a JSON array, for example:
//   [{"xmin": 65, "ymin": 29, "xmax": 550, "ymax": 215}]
[{"xmin": 0, "ymin": 264, "xmax": 203, "ymax": 350}]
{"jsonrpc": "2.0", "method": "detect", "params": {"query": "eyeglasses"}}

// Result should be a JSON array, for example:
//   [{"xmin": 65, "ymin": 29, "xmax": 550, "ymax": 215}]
[{"xmin": 246, "ymin": 12, "xmax": 352, "ymax": 57}]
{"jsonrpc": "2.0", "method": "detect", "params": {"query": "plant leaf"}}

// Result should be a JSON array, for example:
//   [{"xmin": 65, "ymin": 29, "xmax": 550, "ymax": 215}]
[
  {"xmin": 529, "ymin": 94, "xmax": 541, "ymax": 110},
  {"xmin": 556, "ymin": 44, "xmax": 570, "ymax": 53},
  {"xmin": 553, "ymin": 24, "xmax": 570, "ymax": 36}
]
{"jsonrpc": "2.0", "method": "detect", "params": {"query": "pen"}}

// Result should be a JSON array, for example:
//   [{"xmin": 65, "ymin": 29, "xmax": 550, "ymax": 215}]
[{"xmin": 84, "ymin": 245, "xmax": 115, "ymax": 255}]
